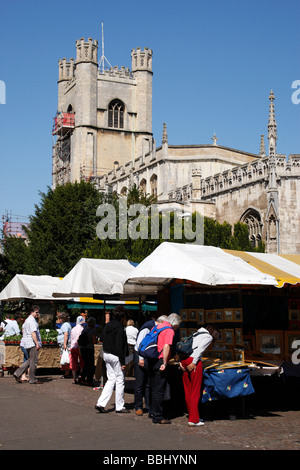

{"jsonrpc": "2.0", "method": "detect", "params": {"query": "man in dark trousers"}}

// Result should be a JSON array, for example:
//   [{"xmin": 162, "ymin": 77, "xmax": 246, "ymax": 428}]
[
  {"xmin": 95, "ymin": 307, "xmax": 129, "ymax": 413},
  {"xmin": 148, "ymin": 313, "xmax": 181, "ymax": 424},
  {"xmin": 133, "ymin": 315, "xmax": 168, "ymax": 417}
]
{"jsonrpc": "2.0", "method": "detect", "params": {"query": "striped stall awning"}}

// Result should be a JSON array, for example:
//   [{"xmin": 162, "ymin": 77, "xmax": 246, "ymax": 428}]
[{"xmin": 224, "ymin": 251, "xmax": 300, "ymax": 288}]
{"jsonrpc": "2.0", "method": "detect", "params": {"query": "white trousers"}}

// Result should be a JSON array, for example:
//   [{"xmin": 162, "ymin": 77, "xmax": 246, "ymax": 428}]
[{"xmin": 96, "ymin": 352, "xmax": 125, "ymax": 412}]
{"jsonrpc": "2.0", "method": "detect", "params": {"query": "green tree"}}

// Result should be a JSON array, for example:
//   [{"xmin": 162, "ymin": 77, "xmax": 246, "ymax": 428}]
[
  {"xmin": 24, "ymin": 181, "xmax": 102, "ymax": 276},
  {"xmin": 83, "ymin": 184, "xmax": 161, "ymax": 263},
  {"xmin": 0, "ymin": 236, "xmax": 29, "ymax": 287},
  {"xmin": 204, "ymin": 218, "xmax": 233, "ymax": 248},
  {"xmin": 230, "ymin": 221, "xmax": 265, "ymax": 252},
  {"xmin": 1, "ymin": 182, "xmax": 264, "ymax": 290}
]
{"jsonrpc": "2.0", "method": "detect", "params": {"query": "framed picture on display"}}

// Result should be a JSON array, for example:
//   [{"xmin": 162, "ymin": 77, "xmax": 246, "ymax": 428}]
[
  {"xmin": 188, "ymin": 309, "xmax": 198, "ymax": 322},
  {"xmin": 214, "ymin": 309, "xmax": 224, "ymax": 322},
  {"xmin": 255, "ymin": 330, "xmax": 284, "ymax": 356},
  {"xmin": 224, "ymin": 329, "xmax": 234, "ymax": 345},
  {"xmin": 180, "ymin": 310, "xmax": 188, "ymax": 322},
  {"xmin": 205, "ymin": 310, "xmax": 215, "ymax": 322},
  {"xmin": 198, "ymin": 309, "xmax": 205, "ymax": 324},
  {"xmin": 224, "ymin": 309, "xmax": 234, "ymax": 322},
  {"xmin": 233, "ymin": 308, "xmax": 243, "ymax": 322}
]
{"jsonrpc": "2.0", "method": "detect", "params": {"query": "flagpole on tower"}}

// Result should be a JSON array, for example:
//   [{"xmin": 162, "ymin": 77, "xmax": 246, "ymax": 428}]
[{"xmin": 99, "ymin": 21, "xmax": 112, "ymax": 73}]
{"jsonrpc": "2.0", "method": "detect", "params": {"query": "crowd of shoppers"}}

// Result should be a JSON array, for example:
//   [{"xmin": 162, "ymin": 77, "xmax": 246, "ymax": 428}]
[{"xmin": 8, "ymin": 305, "xmax": 218, "ymax": 427}]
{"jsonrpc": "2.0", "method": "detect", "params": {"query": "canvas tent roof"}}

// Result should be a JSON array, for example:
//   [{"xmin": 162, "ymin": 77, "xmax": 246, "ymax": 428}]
[
  {"xmin": 52, "ymin": 258, "xmax": 134, "ymax": 297},
  {"xmin": 224, "ymin": 250, "xmax": 300, "ymax": 288},
  {"xmin": 0, "ymin": 274, "xmax": 69, "ymax": 301},
  {"xmin": 4, "ymin": 246, "xmax": 298, "ymax": 303},
  {"xmin": 52, "ymin": 258, "xmax": 155, "ymax": 298},
  {"xmin": 123, "ymin": 242, "xmax": 278, "ymax": 289}
]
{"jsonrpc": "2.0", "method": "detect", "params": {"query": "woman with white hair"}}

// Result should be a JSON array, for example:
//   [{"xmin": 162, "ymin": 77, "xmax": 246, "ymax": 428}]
[{"xmin": 166, "ymin": 313, "xmax": 182, "ymax": 328}]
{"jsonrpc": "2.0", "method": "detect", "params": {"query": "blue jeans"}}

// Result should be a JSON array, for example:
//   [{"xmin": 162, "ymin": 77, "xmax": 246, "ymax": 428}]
[{"xmin": 20, "ymin": 346, "xmax": 29, "ymax": 363}]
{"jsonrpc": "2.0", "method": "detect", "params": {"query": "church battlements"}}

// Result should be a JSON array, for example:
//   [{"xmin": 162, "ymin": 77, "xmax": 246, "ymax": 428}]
[
  {"xmin": 98, "ymin": 65, "xmax": 134, "ymax": 84},
  {"xmin": 131, "ymin": 47, "xmax": 153, "ymax": 72},
  {"xmin": 58, "ymin": 58, "xmax": 75, "ymax": 82},
  {"xmin": 81, "ymin": 139, "xmax": 159, "ymax": 189},
  {"xmin": 75, "ymin": 37, "xmax": 98, "ymax": 64},
  {"xmin": 199, "ymin": 154, "xmax": 300, "ymax": 200},
  {"xmin": 58, "ymin": 37, "xmax": 98, "ymax": 85}
]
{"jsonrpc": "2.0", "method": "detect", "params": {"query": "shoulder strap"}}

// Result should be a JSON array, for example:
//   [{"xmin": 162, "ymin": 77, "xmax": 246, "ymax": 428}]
[{"xmin": 155, "ymin": 325, "xmax": 172, "ymax": 334}]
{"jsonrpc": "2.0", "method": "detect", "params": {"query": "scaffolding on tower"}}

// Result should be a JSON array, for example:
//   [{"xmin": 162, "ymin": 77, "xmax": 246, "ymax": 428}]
[
  {"xmin": 52, "ymin": 111, "xmax": 75, "ymax": 186},
  {"xmin": 1, "ymin": 211, "xmax": 29, "ymax": 253}
]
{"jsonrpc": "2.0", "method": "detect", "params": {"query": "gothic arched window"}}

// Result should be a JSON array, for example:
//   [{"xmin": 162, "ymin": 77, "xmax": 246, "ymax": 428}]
[
  {"xmin": 240, "ymin": 208, "xmax": 263, "ymax": 248},
  {"xmin": 139, "ymin": 179, "xmax": 147, "ymax": 195},
  {"xmin": 108, "ymin": 99, "xmax": 124, "ymax": 129},
  {"xmin": 150, "ymin": 174, "xmax": 157, "ymax": 197}
]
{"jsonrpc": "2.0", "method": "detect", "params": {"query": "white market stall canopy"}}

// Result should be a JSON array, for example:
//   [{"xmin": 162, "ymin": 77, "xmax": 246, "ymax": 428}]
[
  {"xmin": 53, "ymin": 258, "xmax": 134, "ymax": 297},
  {"xmin": 3, "ymin": 246, "xmax": 298, "ymax": 303},
  {"xmin": 0, "ymin": 274, "xmax": 70, "ymax": 301},
  {"xmin": 52, "ymin": 258, "xmax": 155, "ymax": 298},
  {"xmin": 123, "ymin": 242, "xmax": 279, "ymax": 289}
]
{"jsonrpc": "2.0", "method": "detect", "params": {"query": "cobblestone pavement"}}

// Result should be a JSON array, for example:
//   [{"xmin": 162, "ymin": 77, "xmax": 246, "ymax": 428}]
[{"xmin": 1, "ymin": 370, "xmax": 300, "ymax": 451}]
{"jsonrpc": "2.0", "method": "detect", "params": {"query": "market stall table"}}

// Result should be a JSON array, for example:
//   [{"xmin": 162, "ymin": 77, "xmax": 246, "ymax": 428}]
[{"xmin": 2, "ymin": 343, "xmax": 103, "ymax": 372}]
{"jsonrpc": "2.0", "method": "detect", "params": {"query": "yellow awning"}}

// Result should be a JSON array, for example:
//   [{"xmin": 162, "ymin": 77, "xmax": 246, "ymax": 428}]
[
  {"xmin": 224, "ymin": 251, "xmax": 300, "ymax": 288},
  {"xmin": 79, "ymin": 297, "xmax": 139, "ymax": 305}
]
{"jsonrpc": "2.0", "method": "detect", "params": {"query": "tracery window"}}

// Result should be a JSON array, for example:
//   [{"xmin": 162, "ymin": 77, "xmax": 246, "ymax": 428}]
[
  {"xmin": 139, "ymin": 179, "xmax": 147, "ymax": 195},
  {"xmin": 240, "ymin": 208, "xmax": 263, "ymax": 248},
  {"xmin": 150, "ymin": 174, "xmax": 157, "ymax": 197},
  {"xmin": 108, "ymin": 99, "xmax": 124, "ymax": 129}
]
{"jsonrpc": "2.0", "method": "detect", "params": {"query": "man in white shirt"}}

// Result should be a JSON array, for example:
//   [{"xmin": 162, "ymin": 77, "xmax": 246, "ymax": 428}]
[
  {"xmin": 0, "ymin": 315, "xmax": 20, "ymax": 338},
  {"xmin": 13, "ymin": 305, "xmax": 42, "ymax": 384}
]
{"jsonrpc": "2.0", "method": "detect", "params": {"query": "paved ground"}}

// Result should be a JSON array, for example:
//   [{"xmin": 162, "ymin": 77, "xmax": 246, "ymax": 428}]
[{"xmin": 1, "ymin": 369, "xmax": 300, "ymax": 454}]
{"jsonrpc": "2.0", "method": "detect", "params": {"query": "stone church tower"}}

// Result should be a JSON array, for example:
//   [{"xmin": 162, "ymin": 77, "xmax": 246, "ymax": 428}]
[
  {"xmin": 52, "ymin": 39, "xmax": 300, "ymax": 254},
  {"xmin": 52, "ymin": 38, "xmax": 153, "ymax": 187}
]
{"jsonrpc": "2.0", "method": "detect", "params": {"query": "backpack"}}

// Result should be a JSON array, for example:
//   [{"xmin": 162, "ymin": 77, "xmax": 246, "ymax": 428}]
[
  {"xmin": 175, "ymin": 331, "xmax": 201, "ymax": 356},
  {"xmin": 138, "ymin": 324, "xmax": 172, "ymax": 360},
  {"xmin": 78, "ymin": 328, "xmax": 89, "ymax": 347}
]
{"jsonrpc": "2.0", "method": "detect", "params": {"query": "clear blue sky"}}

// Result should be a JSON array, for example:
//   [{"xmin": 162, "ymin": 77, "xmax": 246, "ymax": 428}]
[{"xmin": 0, "ymin": 0, "xmax": 299, "ymax": 224}]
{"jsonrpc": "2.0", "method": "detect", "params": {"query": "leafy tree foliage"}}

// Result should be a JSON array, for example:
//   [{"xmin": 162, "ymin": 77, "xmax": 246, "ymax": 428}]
[
  {"xmin": 0, "ymin": 182, "xmax": 264, "ymax": 287},
  {"xmin": 23, "ymin": 181, "xmax": 104, "ymax": 276},
  {"xmin": 0, "ymin": 236, "xmax": 28, "ymax": 289}
]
